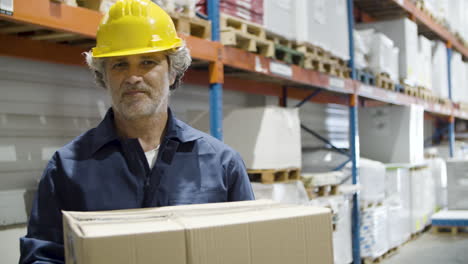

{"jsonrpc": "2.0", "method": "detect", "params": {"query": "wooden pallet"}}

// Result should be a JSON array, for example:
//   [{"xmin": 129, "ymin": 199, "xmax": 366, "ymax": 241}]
[
  {"xmin": 402, "ymin": 84, "xmax": 418, "ymax": 97},
  {"xmin": 360, "ymin": 201, "xmax": 384, "ymax": 210},
  {"xmin": 356, "ymin": 69, "xmax": 376, "ymax": 86},
  {"xmin": 247, "ymin": 168, "xmax": 300, "ymax": 184},
  {"xmin": 306, "ymin": 184, "xmax": 339, "ymax": 199},
  {"xmin": 432, "ymin": 226, "xmax": 468, "ymax": 235},
  {"xmin": 267, "ymin": 32, "xmax": 295, "ymax": 49},
  {"xmin": 363, "ymin": 247, "xmax": 400, "ymax": 264},
  {"xmin": 438, "ymin": 97, "xmax": 452, "ymax": 107},
  {"xmin": 221, "ymin": 14, "xmax": 267, "ymax": 40},
  {"xmin": 415, "ymin": 0, "xmax": 437, "ymax": 21},
  {"xmin": 171, "ymin": 12, "xmax": 212, "ymax": 39},
  {"xmin": 376, "ymin": 72, "xmax": 395, "ymax": 91},
  {"xmin": 274, "ymin": 44, "xmax": 304, "ymax": 65},
  {"xmin": 221, "ymin": 29, "xmax": 274, "ymax": 58}
]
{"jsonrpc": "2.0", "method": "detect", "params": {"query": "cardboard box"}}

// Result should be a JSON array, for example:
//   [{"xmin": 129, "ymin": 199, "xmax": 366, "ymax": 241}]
[{"xmin": 63, "ymin": 200, "xmax": 333, "ymax": 264}]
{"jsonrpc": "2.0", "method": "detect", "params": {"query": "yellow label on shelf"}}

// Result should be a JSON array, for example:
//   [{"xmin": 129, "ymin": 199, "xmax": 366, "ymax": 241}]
[{"xmin": 415, "ymin": 220, "xmax": 421, "ymax": 231}]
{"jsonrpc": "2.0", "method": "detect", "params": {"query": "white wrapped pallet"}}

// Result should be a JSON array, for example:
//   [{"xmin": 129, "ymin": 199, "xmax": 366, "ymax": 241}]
[
  {"xmin": 302, "ymin": 149, "xmax": 350, "ymax": 173},
  {"xmin": 367, "ymin": 33, "xmax": 400, "ymax": 82},
  {"xmin": 354, "ymin": 29, "xmax": 372, "ymax": 70},
  {"xmin": 251, "ymin": 181, "xmax": 309, "ymax": 205},
  {"xmin": 360, "ymin": 158, "xmax": 386, "ymax": 204},
  {"xmin": 359, "ymin": 105, "xmax": 425, "ymax": 164},
  {"xmin": 426, "ymin": 157, "xmax": 448, "ymax": 210},
  {"xmin": 385, "ymin": 165, "xmax": 412, "ymax": 246},
  {"xmin": 431, "ymin": 41, "xmax": 449, "ymax": 98},
  {"xmin": 360, "ymin": 205, "xmax": 389, "ymax": 260},
  {"xmin": 417, "ymin": 36, "xmax": 433, "ymax": 90},
  {"xmin": 409, "ymin": 166, "xmax": 435, "ymax": 233},
  {"xmin": 309, "ymin": 195, "xmax": 352, "ymax": 264},
  {"xmin": 356, "ymin": 18, "xmax": 419, "ymax": 85},
  {"xmin": 446, "ymin": 160, "xmax": 468, "ymax": 210},
  {"xmin": 386, "ymin": 203, "xmax": 409, "ymax": 249},
  {"xmin": 295, "ymin": 0, "xmax": 350, "ymax": 60},
  {"xmin": 223, "ymin": 106, "xmax": 301, "ymax": 169}
]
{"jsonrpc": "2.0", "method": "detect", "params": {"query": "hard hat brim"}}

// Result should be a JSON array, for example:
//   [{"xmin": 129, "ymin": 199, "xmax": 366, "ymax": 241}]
[{"xmin": 92, "ymin": 41, "xmax": 183, "ymax": 58}]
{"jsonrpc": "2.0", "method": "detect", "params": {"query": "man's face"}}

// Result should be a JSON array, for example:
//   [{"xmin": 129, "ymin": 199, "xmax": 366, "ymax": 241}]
[{"xmin": 104, "ymin": 52, "xmax": 174, "ymax": 120}]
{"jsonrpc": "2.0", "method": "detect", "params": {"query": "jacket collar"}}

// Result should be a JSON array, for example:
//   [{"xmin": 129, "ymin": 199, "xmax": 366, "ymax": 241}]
[{"xmin": 91, "ymin": 108, "xmax": 202, "ymax": 154}]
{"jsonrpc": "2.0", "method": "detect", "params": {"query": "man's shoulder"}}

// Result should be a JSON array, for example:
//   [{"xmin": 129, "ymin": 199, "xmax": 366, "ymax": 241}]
[
  {"xmin": 54, "ymin": 127, "xmax": 98, "ymax": 160},
  {"xmin": 177, "ymin": 120, "xmax": 237, "ymax": 155}
]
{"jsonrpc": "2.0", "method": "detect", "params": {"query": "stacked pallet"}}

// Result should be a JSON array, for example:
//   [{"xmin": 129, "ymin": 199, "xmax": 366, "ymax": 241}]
[
  {"xmin": 432, "ymin": 211, "xmax": 468, "ymax": 235},
  {"xmin": 220, "ymin": 14, "xmax": 274, "ymax": 58}
]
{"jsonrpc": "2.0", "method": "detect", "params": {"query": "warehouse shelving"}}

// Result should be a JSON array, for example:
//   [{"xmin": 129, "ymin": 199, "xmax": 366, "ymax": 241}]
[{"xmin": 1, "ymin": 0, "xmax": 466, "ymax": 263}]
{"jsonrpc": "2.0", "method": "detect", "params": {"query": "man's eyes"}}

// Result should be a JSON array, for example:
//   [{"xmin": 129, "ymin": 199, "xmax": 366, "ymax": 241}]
[
  {"xmin": 112, "ymin": 62, "xmax": 128, "ymax": 69},
  {"xmin": 111, "ymin": 60, "xmax": 159, "ymax": 70}
]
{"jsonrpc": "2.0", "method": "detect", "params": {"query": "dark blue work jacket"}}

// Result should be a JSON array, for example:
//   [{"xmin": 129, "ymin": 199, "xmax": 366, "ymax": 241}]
[{"xmin": 19, "ymin": 108, "xmax": 255, "ymax": 264}]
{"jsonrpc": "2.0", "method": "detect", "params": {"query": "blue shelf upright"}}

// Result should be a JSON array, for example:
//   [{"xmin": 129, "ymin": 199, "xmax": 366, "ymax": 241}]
[
  {"xmin": 347, "ymin": 0, "xmax": 361, "ymax": 263},
  {"xmin": 207, "ymin": 0, "xmax": 223, "ymax": 140},
  {"xmin": 447, "ymin": 44, "xmax": 455, "ymax": 158}
]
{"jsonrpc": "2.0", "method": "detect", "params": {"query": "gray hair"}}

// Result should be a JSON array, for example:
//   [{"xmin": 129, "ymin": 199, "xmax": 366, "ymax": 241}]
[{"xmin": 84, "ymin": 44, "xmax": 192, "ymax": 90}]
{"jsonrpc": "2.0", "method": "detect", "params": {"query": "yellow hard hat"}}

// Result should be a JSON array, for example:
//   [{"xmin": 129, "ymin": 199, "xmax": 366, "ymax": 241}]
[{"xmin": 92, "ymin": 0, "xmax": 183, "ymax": 58}]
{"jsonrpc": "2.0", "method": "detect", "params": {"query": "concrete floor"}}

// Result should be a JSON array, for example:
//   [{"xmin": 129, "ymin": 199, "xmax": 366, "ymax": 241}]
[{"xmin": 381, "ymin": 232, "xmax": 468, "ymax": 264}]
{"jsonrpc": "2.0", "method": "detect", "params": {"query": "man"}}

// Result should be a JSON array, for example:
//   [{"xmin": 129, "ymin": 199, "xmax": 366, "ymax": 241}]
[{"xmin": 19, "ymin": 0, "xmax": 254, "ymax": 262}]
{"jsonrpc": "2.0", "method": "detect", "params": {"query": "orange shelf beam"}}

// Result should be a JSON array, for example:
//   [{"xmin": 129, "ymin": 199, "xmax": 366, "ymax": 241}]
[
  {"xmin": 0, "ymin": 0, "xmax": 218, "ymax": 62},
  {"xmin": 0, "ymin": 0, "xmax": 100, "ymax": 38},
  {"xmin": 0, "ymin": 33, "xmax": 88, "ymax": 66},
  {"xmin": 222, "ymin": 46, "xmax": 355, "ymax": 94}
]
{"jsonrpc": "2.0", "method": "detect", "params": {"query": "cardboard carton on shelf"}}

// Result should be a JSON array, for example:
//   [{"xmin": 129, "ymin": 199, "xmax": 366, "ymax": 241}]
[{"xmin": 63, "ymin": 200, "xmax": 334, "ymax": 264}]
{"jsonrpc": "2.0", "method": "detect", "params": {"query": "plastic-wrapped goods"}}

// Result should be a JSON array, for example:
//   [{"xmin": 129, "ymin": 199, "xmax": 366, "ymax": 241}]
[
  {"xmin": 301, "ymin": 149, "xmax": 350, "ymax": 174},
  {"xmin": 301, "ymin": 171, "xmax": 344, "ymax": 188},
  {"xmin": 426, "ymin": 157, "xmax": 448, "ymax": 210},
  {"xmin": 295, "ymin": 0, "xmax": 350, "ymax": 60},
  {"xmin": 251, "ymin": 181, "xmax": 309, "ymax": 205},
  {"xmin": 299, "ymin": 102, "xmax": 349, "ymax": 149},
  {"xmin": 367, "ymin": 33, "xmax": 400, "ymax": 83},
  {"xmin": 223, "ymin": 106, "xmax": 301, "ymax": 170},
  {"xmin": 450, "ymin": 52, "xmax": 468, "ymax": 103},
  {"xmin": 409, "ymin": 166, "xmax": 435, "ymax": 233},
  {"xmin": 309, "ymin": 195, "xmax": 352, "ymax": 264},
  {"xmin": 359, "ymin": 158, "xmax": 386, "ymax": 204},
  {"xmin": 417, "ymin": 36, "xmax": 433, "ymax": 90},
  {"xmin": 354, "ymin": 29, "xmax": 372, "ymax": 70},
  {"xmin": 386, "ymin": 203, "xmax": 410, "ymax": 249},
  {"xmin": 359, "ymin": 105, "xmax": 425, "ymax": 164},
  {"xmin": 357, "ymin": 18, "xmax": 419, "ymax": 86},
  {"xmin": 446, "ymin": 160, "xmax": 468, "ymax": 210},
  {"xmin": 385, "ymin": 165, "xmax": 412, "ymax": 246},
  {"xmin": 431, "ymin": 41, "xmax": 449, "ymax": 99},
  {"xmin": 360, "ymin": 205, "xmax": 389, "ymax": 259}
]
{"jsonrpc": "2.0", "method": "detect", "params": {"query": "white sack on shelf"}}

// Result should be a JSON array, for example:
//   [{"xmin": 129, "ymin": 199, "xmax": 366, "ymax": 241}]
[
  {"xmin": 357, "ymin": 18, "xmax": 419, "ymax": 86},
  {"xmin": 223, "ymin": 106, "xmax": 301, "ymax": 170},
  {"xmin": 431, "ymin": 41, "xmax": 449, "ymax": 98},
  {"xmin": 359, "ymin": 104, "xmax": 424, "ymax": 164}
]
